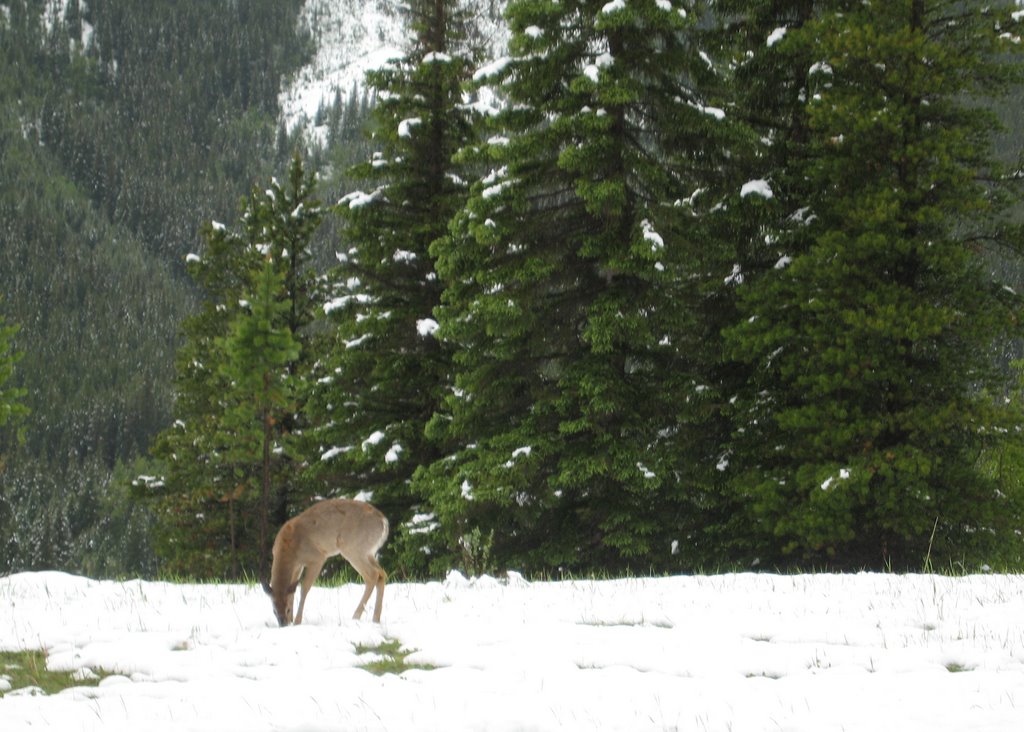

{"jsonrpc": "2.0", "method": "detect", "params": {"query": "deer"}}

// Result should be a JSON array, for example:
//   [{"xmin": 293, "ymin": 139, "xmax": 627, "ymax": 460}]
[{"xmin": 261, "ymin": 498, "xmax": 389, "ymax": 626}]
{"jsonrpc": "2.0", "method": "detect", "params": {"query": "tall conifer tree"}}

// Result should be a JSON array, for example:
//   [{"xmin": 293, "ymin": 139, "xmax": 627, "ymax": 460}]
[
  {"xmin": 0, "ymin": 306, "xmax": 28, "ymax": 551},
  {"xmin": 149, "ymin": 156, "xmax": 322, "ymax": 578},
  {"xmin": 720, "ymin": 1, "xmax": 1024, "ymax": 568},
  {"xmin": 421, "ymin": 0, "xmax": 741, "ymax": 572},
  {"xmin": 218, "ymin": 260, "xmax": 301, "ymax": 580},
  {"xmin": 306, "ymin": 0, "xmax": 484, "ymax": 575},
  {"xmin": 0, "ymin": 308, "xmax": 27, "ymax": 439}
]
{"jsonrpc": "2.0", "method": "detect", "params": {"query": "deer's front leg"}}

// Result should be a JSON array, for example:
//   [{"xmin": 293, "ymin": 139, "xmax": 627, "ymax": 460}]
[{"xmin": 293, "ymin": 559, "xmax": 325, "ymax": 625}]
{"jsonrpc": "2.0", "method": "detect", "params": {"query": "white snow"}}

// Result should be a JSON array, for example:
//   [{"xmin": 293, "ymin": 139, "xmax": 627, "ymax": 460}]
[
  {"xmin": 690, "ymin": 101, "xmax": 726, "ymax": 120},
  {"xmin": 724, "ymin": 263, "xmax": 744, "ymax": 285},
  {"xmin": 504, "ymin": 445, "xmax": 532, "ymax": 467},
  {"xmin": 4, "ymin": 571, "xmax": 1024, "ymax": 731},
  {"xmin": 407, "ymin": 513, "xmax": 439, "ymax": 535},
  {"xmin": 583, "ymin": 51, "xmax": 614, "ymax": 83},
  {"xmin": 741, "ymin": 179, "xmax": 774, "ymax": 199},
  {"xmin": 482, "ymin": 179, "xmax": 512, "ymax": 199},
  {"xmin": 472, "ymin": 55, "xmax": 512, "ymax": 82},
  {"xmin": 416, "ymin": 318, "xmax": 439, "ymax": 337},
  {"xmin": 422, "ymin": 51, "xmax": 452, "ymax": 63},
  {"xmin": 323, "ymin": 292, "xmax": 372, "ymax": 315},
  {"xmin": 809, "ymin": 61, "xmax": 834, "ymax": 76},
  {"xmin": 821, "ymin": 468, "xmax": 851, "ymax": 491},
  {"xmin": 398, "ymin": 117, "xmax": 421, "ymax": 138},
  {"xmin": 385, "ymin": 443, "xmax": 403, "ymax": 464},
  {"xmin": 641, "ymin": 219, "xmax": 664, "ymax": 250},
  {"xmin": 278, "ymin": 0, "xmax": 508, "ymax": 145},
  {"xmin": 361, "ymin": 429, "xmax": 386, "ymax": 451},
  {"xmin": 277, "ymin": 0, "xmax": 404, "ymax": 145},
  {"xmin": 601, "ymin": 0, "xmax": 626, "ymax": 14},
  {"xmin": 344, "ymin": 333, "xmax": 371, "ymax": 349},
  {"xmin": 41, "ymin": 0, "xmax": 93, "ymax": 48},
  {"xmin": 393, "ymin": 249, "xmax": 417, "ymax": 263},
  {"xmin": 767, "ymin": 27, "xmax": 788, "ymax": 47},
  {"xmin": 338, "ymin": 188, "xmax": 384, "ymax": 209},
  {"xmin": 320, "ymin": 445, "xmax": 351, "ymax": 461},
  {"xmin": 480, "ymin": 165, "xmax": 508, "ymax": 186}
]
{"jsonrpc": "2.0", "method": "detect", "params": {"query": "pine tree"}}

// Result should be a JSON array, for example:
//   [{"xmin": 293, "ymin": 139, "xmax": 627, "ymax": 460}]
[
  {"xmin": 147, "ymin": 216, "xmax": 264, "ymax": 577},
  {"xmin": 0, "ymin": 308, "xmax": 28, "ymax": 438},
  {"xmin": 420, "ymin": 0, "xmax": 742, "ymax": 573},
  {"xmin": 721, "ymin": 1, "xmax": 1024, "ymax": 568},
  {"xmin": 0, "ymin": 305, "xmax": 27, "ymax": 565},
  {"xmin": 218, "ymin": 260, "xmax": 301, "ymax": 580},
  {"xmin": 702, "ymin": 0, "xmax": 845, "ymax": 564},
  {"xmin": 148, "ymin": 155, "xmax": 323, "ymax": 578},
  {"xmin": 305, "ymin": 0, "xmax": 485, "ymax": 577}
]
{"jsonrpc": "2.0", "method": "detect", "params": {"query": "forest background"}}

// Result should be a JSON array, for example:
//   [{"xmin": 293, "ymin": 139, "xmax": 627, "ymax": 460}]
[{"xmin": 3, "ymin": 0, "xmax": 1024, "ymax": 582}]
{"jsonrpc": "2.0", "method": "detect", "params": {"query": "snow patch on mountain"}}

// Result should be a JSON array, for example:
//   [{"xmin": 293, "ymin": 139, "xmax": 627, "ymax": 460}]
[
  {"xmin": 279, "ymin": 0, "xmax": 509, "ymax": 146},
  {"xmin": 278, "ymin": 0, "xmax": 406, "ymax": 146}
]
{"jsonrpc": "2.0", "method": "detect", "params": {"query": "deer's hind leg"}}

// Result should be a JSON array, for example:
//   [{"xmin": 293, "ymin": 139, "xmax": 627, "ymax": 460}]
[{"xmin": 349, "ymin": 555, "xmax": 388, "ymax": 622}]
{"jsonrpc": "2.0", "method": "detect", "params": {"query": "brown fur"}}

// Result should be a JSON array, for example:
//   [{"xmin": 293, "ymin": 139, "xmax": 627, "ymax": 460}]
[{"xmin": 264, "ymin": 499, "xmax": 389, "ymax": 626}]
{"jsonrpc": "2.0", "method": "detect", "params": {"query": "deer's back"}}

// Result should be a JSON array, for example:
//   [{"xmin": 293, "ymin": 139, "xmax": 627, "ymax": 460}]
[{"xmin": 279, "ymin": 499, "xmax": 387, "ymax": 561}]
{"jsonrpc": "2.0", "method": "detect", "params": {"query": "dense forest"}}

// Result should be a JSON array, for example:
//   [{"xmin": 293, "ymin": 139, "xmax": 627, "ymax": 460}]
[
  {"xmin": 0, "ymin": 0, "xmax": 363, "ymax": 575},
  {"xmin": 3, "ymin": 0, "xmax": 1024, "ymax": 581}
]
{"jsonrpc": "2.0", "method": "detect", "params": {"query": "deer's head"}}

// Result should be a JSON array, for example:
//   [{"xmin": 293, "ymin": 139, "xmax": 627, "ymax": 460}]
[{"xmin": 262, "ymin": 577, "xmax": 298, "ymax": 627}]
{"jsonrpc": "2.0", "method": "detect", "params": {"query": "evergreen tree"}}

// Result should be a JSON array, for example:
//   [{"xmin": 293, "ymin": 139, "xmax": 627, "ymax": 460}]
[
  {"xmin": 0, "ymin": 307, "xmax": 28, "ymax": 440},
  {"xmin": 721, "ymin": 1, "xmax": 1024, "ymax": 568},
  {"xmin": 148, "ymin": 156, "xmax": 323, "ymax": 578},
  {"xmin": 703, "ymin": 0, "xmax": 846, "ymax": 564},
  {"xmin": 0, "ymin": 305, "xmax": 28, "ymax": 552},
  {"xmin": 306, "ymin": 0, "xmax": 484, "ymax": 577},
  {"xmin": 420, "ymin": 0, "xmax": 740, "ymax": 573},
  {"xmin": 218, "ymin": 260, "xmax": 301, "ymax": 579}
]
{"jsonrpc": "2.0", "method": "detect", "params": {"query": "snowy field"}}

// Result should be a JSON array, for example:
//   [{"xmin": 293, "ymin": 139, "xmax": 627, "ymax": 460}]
[{"xmin": 2, "ymin": 571, "xmax": 1024, "ymax": 731}]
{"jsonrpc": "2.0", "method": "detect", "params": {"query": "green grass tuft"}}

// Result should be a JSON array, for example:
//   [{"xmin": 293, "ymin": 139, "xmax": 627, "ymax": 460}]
[
  {"xmin": 0, "ymin": 650, "xmax": 111, "ymax": 697},
  {"xmin": 355, "ymin": 639, "xmax": 437, "ymax": 676}
]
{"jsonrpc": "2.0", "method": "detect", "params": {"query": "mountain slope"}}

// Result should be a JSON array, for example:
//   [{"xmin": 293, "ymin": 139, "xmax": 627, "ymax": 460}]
[{"xmin": 279, "ymin": 0, "xmax": 508, "ymax": 145}]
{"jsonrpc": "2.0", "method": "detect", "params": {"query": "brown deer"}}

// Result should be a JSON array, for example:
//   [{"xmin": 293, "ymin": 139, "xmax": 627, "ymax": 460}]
[{"xmin": 262, "ymin": 499, "xmax": 389, "ymax": 626}]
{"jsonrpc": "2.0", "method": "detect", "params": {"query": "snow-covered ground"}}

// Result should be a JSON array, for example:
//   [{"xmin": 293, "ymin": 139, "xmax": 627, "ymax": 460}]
[{"xmin": 2, "ymin": 571, "xmax": 1024, "ymax": 730}]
